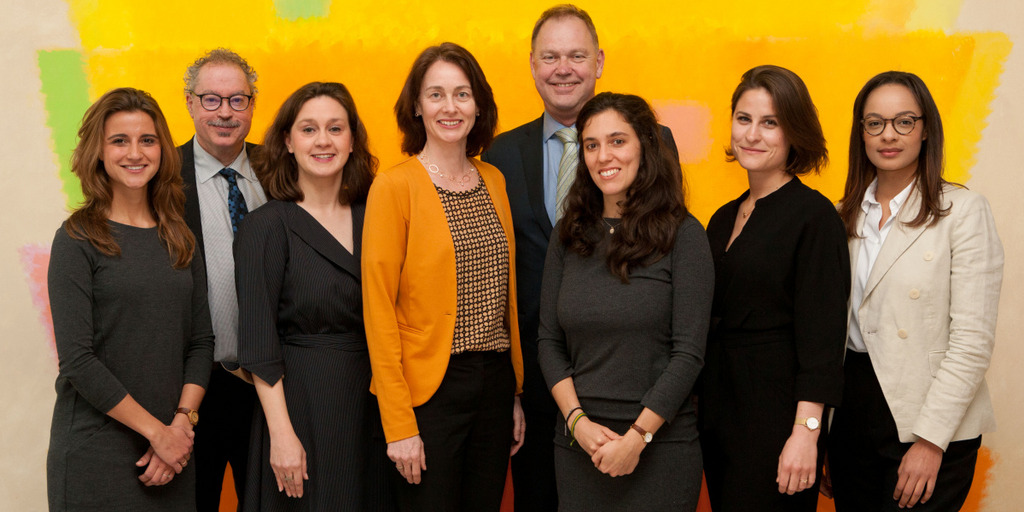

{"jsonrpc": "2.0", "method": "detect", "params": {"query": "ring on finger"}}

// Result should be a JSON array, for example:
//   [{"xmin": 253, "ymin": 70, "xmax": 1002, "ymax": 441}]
[
  {"xmin": 800, "ymin": 479, "xmax": 808, "ymax": 484},
  {"xmin": 164, "ymin": 473, "xmax": 172, "ymax": 479},
  {"xmin": 396, "ymin": 464, "xmax": 404, "ymax": 470},
  {"xmin": 283, "ymin": 475, "xmax": 293, "ymax": 482}
]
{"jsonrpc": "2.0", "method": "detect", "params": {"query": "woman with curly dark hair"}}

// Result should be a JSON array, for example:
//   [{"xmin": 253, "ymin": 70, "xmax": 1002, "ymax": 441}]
[
  {"xmin": 537, "ymin": 92, "xmax": 713, "ymax": 511},
  {"xmin": 237, "ymin": 81, "xmax": 392, "ymax": 510},
  {"xmin": 47, "ymin": 87, "xmax": 213, "ymax": 511}
]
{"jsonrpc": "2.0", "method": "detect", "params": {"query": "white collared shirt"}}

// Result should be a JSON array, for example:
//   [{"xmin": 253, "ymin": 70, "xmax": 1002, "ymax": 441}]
[
  {"xmin": 192, "ymin": 138, "xmax": 267, "ymax": 362},
  {"xmin": 847, "ymin": 178, "xmax": 916, "ymax": 352}
]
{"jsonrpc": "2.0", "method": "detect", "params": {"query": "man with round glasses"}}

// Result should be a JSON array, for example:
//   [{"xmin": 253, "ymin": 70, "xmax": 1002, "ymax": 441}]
[{"xmin": 179, "ymin": 47, "xmax": 268, "ymax": 512}]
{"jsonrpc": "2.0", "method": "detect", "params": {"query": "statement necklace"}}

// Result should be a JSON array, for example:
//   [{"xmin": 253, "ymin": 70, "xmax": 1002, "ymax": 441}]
[{"xmin": 417, "ymin": 153, "xmax": 476, "ymax": 187}]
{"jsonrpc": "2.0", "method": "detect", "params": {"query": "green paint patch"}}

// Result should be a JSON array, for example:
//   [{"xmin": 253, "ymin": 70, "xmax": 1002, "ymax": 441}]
[
  {"xmin": 38, "ymin": 50, "xmax": 90, "ymax": 209},
  {"xmin": 274, "ymin": 0, "xmax": 330, "ymax": 20}
]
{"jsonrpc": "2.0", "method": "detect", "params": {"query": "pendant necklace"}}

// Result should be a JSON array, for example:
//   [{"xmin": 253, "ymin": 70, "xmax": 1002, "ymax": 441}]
[
  {"xmin": 602, "ymin": 218, "xmax": 619, "ymax": 234},
  {"xmin": 418, "ymin": 153, "xmax": 476, "ymax": 187}
]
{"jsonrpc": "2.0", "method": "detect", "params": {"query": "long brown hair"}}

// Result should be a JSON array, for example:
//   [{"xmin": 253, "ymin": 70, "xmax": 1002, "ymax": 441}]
[
  {"xmin": 65, "ymin": 87, "xmax": 193, "ymax": 268},
  {"xmin": 560, "ymin": 92, "xmax": 687, "ymax": 282},
  {"xmin": 252, "ymin": 82, "xmax": 377, "ymax": 204},
  {"xmin": 838, "ymin": 71, "xmax": 951, "ymax": 238}
]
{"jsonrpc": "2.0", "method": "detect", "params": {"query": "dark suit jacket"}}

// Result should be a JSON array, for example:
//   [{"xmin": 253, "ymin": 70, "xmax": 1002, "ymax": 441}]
[
  {"xmin": 178, "ymin": 138, "xmax": 259, "ymax": 263},
  {"xmin": 481, "ymin": 115, "xmax": 680, "ymax": 398}
]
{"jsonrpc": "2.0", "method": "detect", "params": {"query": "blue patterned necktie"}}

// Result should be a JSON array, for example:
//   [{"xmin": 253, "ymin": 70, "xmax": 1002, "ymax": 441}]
[{"xmin": 219, "ymin": 167, "xmax": 248, "ymax": 235}]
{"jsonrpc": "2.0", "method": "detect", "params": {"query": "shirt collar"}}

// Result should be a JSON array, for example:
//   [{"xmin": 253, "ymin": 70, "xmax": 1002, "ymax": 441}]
[
  {"xmin": 861, "ymin": 177, "xmax": 915, "ymax": 215},
  {"xmin": 192, "ymin": 138, "xmax": 255, "ymax": 184},
  {"xmin": 542, "ymin": 111, "xmax": 573, "ymax": 142}
]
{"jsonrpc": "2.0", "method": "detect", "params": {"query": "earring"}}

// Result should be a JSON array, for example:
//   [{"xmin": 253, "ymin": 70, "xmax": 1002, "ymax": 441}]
[{"xmin": 476, "ymin": 111, "xmax": 480, "ymax": 117}]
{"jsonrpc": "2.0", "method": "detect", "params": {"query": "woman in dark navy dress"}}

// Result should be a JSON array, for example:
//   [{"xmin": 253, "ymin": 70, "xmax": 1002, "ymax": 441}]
[
  {"xmin": 699, "ymin": 65, "xmax": 850, "ymax": 511},
  {"xmin": 237, "ymin": 82, "xmax": 392, "ymax": 511}
]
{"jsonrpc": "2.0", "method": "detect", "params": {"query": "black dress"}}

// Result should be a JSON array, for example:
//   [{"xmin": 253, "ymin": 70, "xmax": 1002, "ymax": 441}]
[
  {"xmin": 236, "ymin": 200, "xmax": 393, "ymax": 511},
  {"xmin": 46, "ymin": 222, "xmax": 214, "ymax": 511},
  {"xmin": 698, "ymin": 178, "xmax": 849, "ymax": 511}
]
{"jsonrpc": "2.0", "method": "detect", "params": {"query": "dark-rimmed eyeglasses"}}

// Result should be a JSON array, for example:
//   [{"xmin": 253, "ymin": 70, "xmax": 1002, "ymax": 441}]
[
  {"xmin": 189, "ymin": 91, "xmax": 252, "ymax": 112},
  {"xmin": 861, "ymin": 115, "xmax": 922, "ymax": 136}
]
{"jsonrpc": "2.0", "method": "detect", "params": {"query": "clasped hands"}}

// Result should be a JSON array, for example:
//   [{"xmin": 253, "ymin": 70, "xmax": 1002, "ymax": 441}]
[
  {"xmin": 574, "ymin": 416, "xmax": 645, "ymax": 477},
  {"xmin": 136, "ymin": 416, "xmax": 194, "ymax": 487}
]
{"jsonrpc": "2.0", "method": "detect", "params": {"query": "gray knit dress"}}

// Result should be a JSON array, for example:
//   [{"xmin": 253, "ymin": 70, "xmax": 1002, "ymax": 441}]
[
  {"xmin": 537, "ymin": 215, "xmax": 714, "ymax": 511},
  {"xmin": 46, "ymin": 221, "xmax": 214, "ymax": 511}
]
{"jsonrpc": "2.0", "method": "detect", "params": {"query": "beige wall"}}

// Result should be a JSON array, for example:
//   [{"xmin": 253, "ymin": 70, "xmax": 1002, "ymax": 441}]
[{"xmin": 1, "ymin": 0, "xmax": 1020, "ymax": 509}]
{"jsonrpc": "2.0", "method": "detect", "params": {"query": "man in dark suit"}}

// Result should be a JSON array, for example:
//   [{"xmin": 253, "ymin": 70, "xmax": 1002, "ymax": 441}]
[
  {"xmin": 179, "ymin": 48, "xmax": 267, "ymax": 512},
  {"xmin": 482, "ymin": 6, "xmax": 679, "ymax": 511}
]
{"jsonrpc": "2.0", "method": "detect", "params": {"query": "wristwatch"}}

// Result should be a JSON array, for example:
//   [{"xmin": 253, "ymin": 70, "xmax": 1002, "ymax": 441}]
[
  {"xmin": 175, "ymin": 407, "xmax": 199, "ymax": 426},
  {"xmin": 630, "ymin": 423, "xmax": 653, "ymax": 444},
  {"xmin": 795, "ymin": 417, "xmax": 820, "ymax": 431}
]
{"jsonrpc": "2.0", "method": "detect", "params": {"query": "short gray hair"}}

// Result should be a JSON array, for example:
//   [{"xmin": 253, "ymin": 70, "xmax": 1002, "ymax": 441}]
[{"xmin": 183, "ymin": 48, "xmax": 258, "ymax": 95}]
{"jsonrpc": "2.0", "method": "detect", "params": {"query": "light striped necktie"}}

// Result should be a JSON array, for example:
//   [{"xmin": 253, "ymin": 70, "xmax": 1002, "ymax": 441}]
[{"xmin": 554, "ymin": 126, "xmax": 578, "ymax": 220}]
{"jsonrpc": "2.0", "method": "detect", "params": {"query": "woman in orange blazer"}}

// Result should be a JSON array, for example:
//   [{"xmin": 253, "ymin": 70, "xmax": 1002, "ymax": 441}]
[{"xmin": 362, "ymin": 42, "xmax": 524, "ymax": 512}]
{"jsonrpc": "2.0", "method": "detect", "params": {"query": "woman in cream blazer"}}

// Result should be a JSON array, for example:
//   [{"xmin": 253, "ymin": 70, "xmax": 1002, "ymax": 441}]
[{"xmin": 830, "ymin": 71, "xmax": 1003, "ymax": 512}]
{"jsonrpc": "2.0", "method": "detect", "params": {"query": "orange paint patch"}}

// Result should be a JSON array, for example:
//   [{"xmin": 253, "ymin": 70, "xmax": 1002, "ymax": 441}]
[
  {"xmin": 653, "ymin": 99, "xmax": 714, "ymax": 165},
  {"xmin": 19, "ymin": 244, "xmax": 55, "ymax": 364}
]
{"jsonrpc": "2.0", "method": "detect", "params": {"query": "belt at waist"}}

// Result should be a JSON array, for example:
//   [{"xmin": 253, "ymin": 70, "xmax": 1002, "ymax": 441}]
[{"xmin": 282, "ymin": 333, "xmax": 367, "ymax": 352}]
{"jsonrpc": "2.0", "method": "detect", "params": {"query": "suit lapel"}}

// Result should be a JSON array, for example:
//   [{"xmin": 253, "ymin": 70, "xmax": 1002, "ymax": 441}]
[
  {"xmin": 519, "ymin": 116, "xmax": 553, "ymax": 238},
  {"xmin": 178, "ymin": 138, "xmax": 206, "ymax": 263},
  {"xmin": 286, "ymin": 202, "xmax": 361, "ymax": 281},
  {"xmin": 863, "ymin": 187, "xmax": 928, "ymax": 299}
]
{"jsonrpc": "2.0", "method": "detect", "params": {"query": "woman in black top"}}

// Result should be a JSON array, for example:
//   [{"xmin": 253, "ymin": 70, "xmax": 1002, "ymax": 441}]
[
  {"xmin": 47, "ymin": 87, "xmax": 213, "ymax": 511},
  {"xmin": 699, "ymin": 65, "xmax": 849, "ymax": 511},
  {"xmin": 537, "ymin": 92, "xmax": 714, "ymax": 511},
  {"xmin": 237, "ymin": 82, "xmax": 392, "ymax": 511}
]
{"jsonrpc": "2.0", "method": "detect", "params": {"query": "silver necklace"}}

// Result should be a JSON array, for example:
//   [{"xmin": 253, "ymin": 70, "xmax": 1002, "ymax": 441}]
[{"xmin": 417, "ymin": 153, "xmax": 476, "ymax": 186}]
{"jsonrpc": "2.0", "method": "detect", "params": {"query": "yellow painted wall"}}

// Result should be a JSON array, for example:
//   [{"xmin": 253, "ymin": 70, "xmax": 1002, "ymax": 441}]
[{"xmin": 2, "ymin": 0, "xmax": 1021, "ymax": 509}]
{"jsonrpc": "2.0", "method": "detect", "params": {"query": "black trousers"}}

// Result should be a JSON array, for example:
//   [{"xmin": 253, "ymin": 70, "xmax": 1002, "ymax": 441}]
[
  {"xmin": 510, "ymin": 346, "xmax": 559, "ymax": 512},
  {"xmin": 829, "ymin": 350, "xmax": 980, "ymax": 512},
  {"xmin": 195, "ymin": 365, "xmax": 257, "ymax": 512},
  {"xmin": 396, "ymin": 351, "xmax": 516, "ymax": 512}
]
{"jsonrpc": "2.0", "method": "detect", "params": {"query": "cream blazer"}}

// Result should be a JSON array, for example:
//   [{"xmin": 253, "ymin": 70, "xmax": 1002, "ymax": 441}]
[{"xmin": 850, "ymin": 183, "xmax": 1003, "ymax": 450}]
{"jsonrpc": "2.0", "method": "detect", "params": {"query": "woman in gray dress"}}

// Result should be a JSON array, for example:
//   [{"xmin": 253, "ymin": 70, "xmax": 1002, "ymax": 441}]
[
  {"xmin": 537, "ymin": 92, "xmax": 714, "ymax": 511},
  {"xmin": 47, "ymin": 87, "xmax": 214, "ymax": 511}
]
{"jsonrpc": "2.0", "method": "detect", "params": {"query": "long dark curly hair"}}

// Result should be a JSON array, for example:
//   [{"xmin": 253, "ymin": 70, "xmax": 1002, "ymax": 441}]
[{"xmin": 560, "ymin": 92, "xmax": 687, "ymax": 282}]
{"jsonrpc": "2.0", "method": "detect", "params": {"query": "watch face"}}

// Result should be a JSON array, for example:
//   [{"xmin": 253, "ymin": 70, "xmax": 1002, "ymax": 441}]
[
  {"xmin": 806, "ymin": 417, "xmax": 820, "ymax": 430},
  {"xmin": 188, "ymin": 411, "xmax": 199, "ymax": 425},
  {"xmin": 643, "ymin": 432, "xmax": 653, "ymax": 443}
]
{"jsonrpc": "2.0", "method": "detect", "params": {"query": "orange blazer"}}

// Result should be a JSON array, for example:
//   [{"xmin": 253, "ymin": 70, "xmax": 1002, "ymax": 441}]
[{"xmin": 362, "ymin": 156, "xmax": 524, "ymax": 443}]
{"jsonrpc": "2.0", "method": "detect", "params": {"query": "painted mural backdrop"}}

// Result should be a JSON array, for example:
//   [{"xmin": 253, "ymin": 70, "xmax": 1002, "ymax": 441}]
[{"xmin": 22, "ymin": 0, "xmax": 1009, "ymax": 510}]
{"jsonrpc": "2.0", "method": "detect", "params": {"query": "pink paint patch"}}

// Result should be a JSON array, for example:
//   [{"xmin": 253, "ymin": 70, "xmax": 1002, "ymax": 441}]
[
  {"xmin": 653, "ymin": 100, "xmax": 714, "ymax": 165},
  {"xmin": 19, "ymin": 243, "xmax": 56, "ymax": 364}
]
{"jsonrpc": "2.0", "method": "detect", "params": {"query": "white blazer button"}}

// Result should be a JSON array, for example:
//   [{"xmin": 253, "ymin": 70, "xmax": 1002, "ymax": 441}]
[
  {"xmin": 897, "ymin": 329, "xmax": 909, "ymax": 339},
  {"xmin": 909, "ymin": 289, "xmax": 921, "ymax": 299},
  {"xmin": 923, "ymin": 251, "xmax": 934, "ymax": 261}
]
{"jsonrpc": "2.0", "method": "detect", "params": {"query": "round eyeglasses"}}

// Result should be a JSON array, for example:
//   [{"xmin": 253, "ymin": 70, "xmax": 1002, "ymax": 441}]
[
  {"xmin": 861, "ymin": 115, "xmax": 922, "ymax": 136},
  {"xmin": 189, "ymin": 91, "xmax": 252, "ymax": 112}
]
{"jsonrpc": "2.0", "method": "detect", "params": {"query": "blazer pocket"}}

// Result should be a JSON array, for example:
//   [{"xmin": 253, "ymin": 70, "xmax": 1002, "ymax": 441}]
[{"xmin": 928, "ymin": 350, "xmax": 947, "ymax": 377}]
